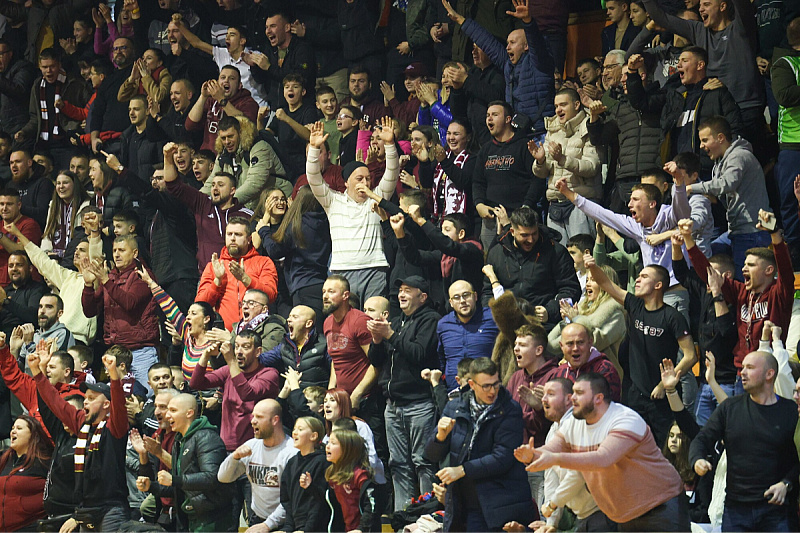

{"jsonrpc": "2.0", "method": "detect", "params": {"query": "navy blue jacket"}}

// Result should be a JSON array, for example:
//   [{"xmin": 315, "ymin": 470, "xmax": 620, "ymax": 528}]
[
  {"xmin": 424, "ymin": 387, "xmax": 536, "ymax": 531},
  {"xmin": 461, "ymin": 18, "xmax": 554, "ymax": 134},
  {"xmin": 437, "ymin": 307, "xmax": 499, "ymax": 390},
  {"xmin": 258, "ymin": 211, "xmax": 332, "ymax": 294}
]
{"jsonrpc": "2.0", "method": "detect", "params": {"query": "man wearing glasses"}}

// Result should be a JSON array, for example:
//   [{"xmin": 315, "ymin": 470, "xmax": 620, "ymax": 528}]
[
  {"xmin": 436, "ymin": 280, "xmax": 498, "ymax": 391},
  {"xmin": 425, "ymin": 357, "xmax": 536, "ymax": 532},
  {"xmin": 230, "ymin": 288, "xmax": 287, "ymax": 353}
]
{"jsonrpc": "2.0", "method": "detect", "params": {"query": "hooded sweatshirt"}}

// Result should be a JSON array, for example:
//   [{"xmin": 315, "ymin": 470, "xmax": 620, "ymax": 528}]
[{"xmin": 691, "ymin": 138, "xmax": 769, "ymax": 235}]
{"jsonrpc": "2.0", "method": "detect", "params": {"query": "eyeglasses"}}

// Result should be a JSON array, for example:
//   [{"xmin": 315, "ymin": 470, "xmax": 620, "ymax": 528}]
[
  {"xmin": 338, "ymin": 113, "xmax": 353, "ymax": 120},
  {"xmin": 113, "ymin": 45, "xmax": 129, "ymax": 52},
  {"xmin": 474, "ymin": 380, "xmax": 501, "ymax": 392},
  {"xmin": 602, "ymin": 63, "xmax": 623, "ymax": 70},
  {"xmin": 450, "ymin": 292, "xmax": 474, "ymax": 302},
  {"xmin": 241, "ymin": 299, "xmax": 266, "ymax": 308}
]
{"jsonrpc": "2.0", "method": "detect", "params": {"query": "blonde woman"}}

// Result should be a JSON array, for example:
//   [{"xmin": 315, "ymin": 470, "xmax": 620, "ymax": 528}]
[{"xmin": 547, "ymin": 264, "xmax": 626, "ymax": 375}]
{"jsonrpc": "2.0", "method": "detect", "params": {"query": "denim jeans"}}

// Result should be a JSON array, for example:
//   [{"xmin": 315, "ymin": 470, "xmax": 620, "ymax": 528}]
[
  {"xmin": 722, "ymin": 500, "xmax": 791, "ymax": 532},
  {"xmin": 547, "ymin": 208, "xmax": 596, "ymax": 245},
  {"xmin": 385, "ymin": 399, "xmax": 437, "ymax": 511},
  {"xmin": 695, "ymin": 382, "xmax": 738, "ymax": 426},
  {"xmin": 131, "ymin": 346, "xmax": 159, "ymax": 396}
]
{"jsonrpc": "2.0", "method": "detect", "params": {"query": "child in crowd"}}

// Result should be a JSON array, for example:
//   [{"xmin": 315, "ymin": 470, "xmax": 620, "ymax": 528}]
[
  {"xmin": 323, "ymin": 429, "xmax": 376, "ymax": 533},
  {"xmin": 566, "ymin": 233, "xmax": 595, "ymax": 298},
  {"xmin": 191, "ymin": 150, "xmax": 215, "ymax": 184},
  {"xmin": 68, "ymin": 345, "xmax": 95, "ymax": 384},
  {"xmin": 282, "ymin": 417, "xmax": 331, "ymax": 532},
  {"xmin": 315, "ymin": 86, "xmax": 341, "ymax": 164}
]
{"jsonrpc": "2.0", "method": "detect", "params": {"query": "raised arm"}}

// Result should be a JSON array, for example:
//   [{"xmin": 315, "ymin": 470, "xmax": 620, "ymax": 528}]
[
  {"xmin": 305, "ymin": 122, "xmax": 333, "ymax": 209},
  {"xmin": 375, "ymin": 116, "xmax": 400, "ymax": 200},
  {"xmin": 584, "ymin": 253, "xmax": 627, "ymax": 305}
]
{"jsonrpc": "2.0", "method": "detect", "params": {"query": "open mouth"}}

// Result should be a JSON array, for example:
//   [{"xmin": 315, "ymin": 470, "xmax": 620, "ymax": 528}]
[{"xmin": 287, "ymin": 92, "xmax": 296, "ymax": 100}]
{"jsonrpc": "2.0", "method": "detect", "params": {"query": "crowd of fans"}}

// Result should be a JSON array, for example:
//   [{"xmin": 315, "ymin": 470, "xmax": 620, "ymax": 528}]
[{"xmin": 0, "ymin": 0, "xmax": 799, "ymax": 531}]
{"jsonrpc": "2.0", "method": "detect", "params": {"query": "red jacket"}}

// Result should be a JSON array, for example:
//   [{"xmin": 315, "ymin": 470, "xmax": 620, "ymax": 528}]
[
  {"xmin": 689, "ymin": 240, "xmax": 794, "ymax": 368},
  {"xmin": 0, "ymin": 456, "xmax": 48, "ymax": 531},
  {"xmin": 0, "ymin": 346, "xmax": 83, "ymax": 439},
  {"xmin": 184, "ymin": 88, "xmax": 259, "ymax": 151},
  {"xmin": 81, "ymin": 262, "xmax": 160, "ymax": 349},
  {"xmin": 507, "ymin": 358, "xmax": 560, "ymax": 447},
  {"xmin": 196, "ymin": 245, "xmax": 278, "ymax": 329}
]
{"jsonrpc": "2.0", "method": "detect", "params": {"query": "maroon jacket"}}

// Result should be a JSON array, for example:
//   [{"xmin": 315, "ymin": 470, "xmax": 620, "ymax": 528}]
[
  {"xmin": 81, "ymin": 262, "xmax": 160, "ymax": 349},
  {"xmin": 0, "ymin": 455, "xmax": 48, "ymax": 531},
  {"xmin": 184, "ymin": 88, "xmax": 259, "ymax": 151},
  {"xmin": 552, "ymin": 348, "xmax": 622, "ymax": 403},
  {"xmin": 507, "ymin": 358, "xmax": 560, "ymax": 447}
]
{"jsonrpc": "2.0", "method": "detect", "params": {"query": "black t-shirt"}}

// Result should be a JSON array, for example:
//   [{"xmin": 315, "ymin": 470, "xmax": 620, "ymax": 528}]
[
  {"xmin": 624, "ymin": 293, "xmax": 691, "ymax": 393},
  {"xmin": 277, "ymin": 104, "xmax": 319, "ymax": 178}
]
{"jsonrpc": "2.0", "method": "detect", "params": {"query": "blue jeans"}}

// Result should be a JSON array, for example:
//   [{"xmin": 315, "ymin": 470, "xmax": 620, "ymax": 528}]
[
  {"xmin": 131, "ymin": 346, "xmax": 159, "ymax": 397},
  {"xmin": 385, "ymin": 399, "xmax": 437, "ymax": 511},
  {"xmin": 694, "ymin": 382, "xmax": 738, "ymax": 426},
  {"xmin": 730, "ymin": 232, "xmax": 771, "ymax": 281},
  {"xmin": 618, "ymin": 494, "xmax": 689, "ymax": 531},
  {"xmin": 776, "ymin": 149, "xmax": 800, "ymax": 247},
  {"xmin": 722, "ymin": 500, "xmax": 791, "ymax": 532}
]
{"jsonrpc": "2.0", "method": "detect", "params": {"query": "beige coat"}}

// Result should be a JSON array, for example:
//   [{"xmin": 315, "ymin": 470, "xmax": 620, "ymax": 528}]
[{"xmin": 533, "ymin": 110, "xmax": 602, "ymax": 202}]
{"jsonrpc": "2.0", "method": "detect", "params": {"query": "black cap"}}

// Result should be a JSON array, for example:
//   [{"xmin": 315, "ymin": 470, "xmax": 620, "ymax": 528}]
[
  {"xmin": 394, "ymin": 275, "xmax": 430, "ymax": 293},
  {"xmin": 80, "ymin": 381, "xmax": 112, "ymax": 400}
]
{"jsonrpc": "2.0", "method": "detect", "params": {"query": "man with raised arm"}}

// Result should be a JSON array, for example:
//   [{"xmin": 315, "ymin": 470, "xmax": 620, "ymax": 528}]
[
  {"xmin": 581, "ymin": 252, "xmax": 696, "ymax": 446},
  {"xmin": 305, "ymin": 118, "xmax": 399, "ymax": 305},
  {"xmin": 30, "ymin": 348, "xmax": 130, "ymax": 531},
  {"xmin": 678, "ymin": 213, "xmax": 794, "ymax": 388}
]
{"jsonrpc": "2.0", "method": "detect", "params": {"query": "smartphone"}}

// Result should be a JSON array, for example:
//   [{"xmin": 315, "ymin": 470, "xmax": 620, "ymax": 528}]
[{"xmin": 761, "ymin": 213, "xmax": 777, "ymax": 231}]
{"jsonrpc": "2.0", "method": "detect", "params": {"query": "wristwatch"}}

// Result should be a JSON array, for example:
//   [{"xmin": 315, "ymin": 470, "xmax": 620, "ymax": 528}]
[
  {"xmin": 711, "ymin": 294, "xmax": 725, "ymax": 302},
  {"xmin": 218, "ymin": 98, "xmax": 229, "ymax": 107},
  {"xmin": 116, "ymin": 164, "xmax": 124, "ymax": 173}
]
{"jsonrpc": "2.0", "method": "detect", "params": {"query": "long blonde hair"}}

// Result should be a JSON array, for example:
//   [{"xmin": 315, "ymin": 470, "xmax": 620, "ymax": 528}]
[
  {"xmin": 577, "ymin": 265, "xmax": 619, "ymax": 315},
  {"xmin": 43, "ymin": 171, "xmax": 89, "ymax": 243}
]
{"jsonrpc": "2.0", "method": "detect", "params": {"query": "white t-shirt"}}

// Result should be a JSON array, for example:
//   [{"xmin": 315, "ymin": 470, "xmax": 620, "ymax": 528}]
[
  {"xmin": 218, "ymin": 435, "xmax": 298, "ymax": 529},
  {"xmin": 211, "ymin": 46, "xmax": 268, "ymax": 107}
]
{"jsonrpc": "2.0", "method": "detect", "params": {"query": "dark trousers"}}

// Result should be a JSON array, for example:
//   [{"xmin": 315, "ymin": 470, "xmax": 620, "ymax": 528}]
[
  {"xmin": 618, "ymin": 494, "xmax": 689, "ymax": 532},
  {"xmin": 576, "ymin": 509, "xmax": 618, "ymax": 532},
  {"xmin": 625, "ymin": 385, "xmax": 674, "ymax": 448},
  {"xmin": 354, "ymin": 392, "xmax": 388, "ymax": 465},
  {"xmin": 722, "ymin": 500, "xmax": 792, "ymax": 532}
]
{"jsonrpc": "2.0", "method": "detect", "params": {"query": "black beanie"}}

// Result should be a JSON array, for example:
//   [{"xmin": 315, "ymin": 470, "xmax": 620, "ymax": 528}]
[{"xmin": 342, "ymin": 160, "xmax": 368, "ymax": 181}]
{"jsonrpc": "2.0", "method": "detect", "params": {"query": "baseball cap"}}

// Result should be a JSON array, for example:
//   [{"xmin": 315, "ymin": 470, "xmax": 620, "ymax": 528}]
[
  {"xmin": 80, "ymin": 381, "xmax": 112, "ymax": 400},
  {"xmin": 394, "ymin": 275, "xmax": 430, "ymax": 293},
  {"xmin": 404, "ymin": 62, "xmax": 428, "ymax": 79}
]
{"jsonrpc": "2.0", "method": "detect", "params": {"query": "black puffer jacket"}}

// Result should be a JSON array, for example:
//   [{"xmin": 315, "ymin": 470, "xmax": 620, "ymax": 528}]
[
  {"xmin": 587, "ymin": 88, "xmax": 662, "ymax": 181},
  {"xmin": 481, "ymin": 225, "xmax": 581, "ymax": 328},
  {"xmin": 37, "ymin": 391, "xmax": 78, "ymax": 517},
  {"xmin": 259, "ymin": 328, "xmax": 330, "ymax": 389},
  {"xmin": 118, "ymin": 118, "xmax": 169, "ymax": 181},
  {"xmin": 0, "ymin": 57, "xmax": 38, "ymax": 135},
  {"xmin": 368, "ymin": 303, "xmax": 441, "ymax": 405},
  {"xmin": 156, "ymin": 416, "xmax": 231, "ymax": 528},
  {"xmin": 91, "ymin": 180, "xmax": 133, "ymax": 235}
]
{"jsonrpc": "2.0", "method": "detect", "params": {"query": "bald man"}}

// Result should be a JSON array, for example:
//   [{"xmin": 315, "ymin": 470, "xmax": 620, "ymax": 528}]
[
  {"xmin": 259, "ymin": 306, "xmax": 330, "ymax": 389},
  {"xmin": 139, "ymin": 393, "xmax": 232, "ymax": 531},
  {"xmin": 364, "ymin": 296, "xmax": 390, "ymax": 321},
  {"xmin": 437, "ymin": 280, "xmax": 499, "ymax": 390},
  {"xmin": 552, "ymin": 323, "xmax": 621, "ymax": 402},
  {"xmin": 219, "ymin": 399, "xmax": 298, "ymax": 531},
  {"xmin": 690, "ymin": 351, "xmax": 799, "ymax": 531}
]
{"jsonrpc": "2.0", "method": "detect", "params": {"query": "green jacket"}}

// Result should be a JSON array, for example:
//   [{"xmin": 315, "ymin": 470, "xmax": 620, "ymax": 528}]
[{"xmin": 772, "ymin": 47, "xmax": 800, "ymax": 148}]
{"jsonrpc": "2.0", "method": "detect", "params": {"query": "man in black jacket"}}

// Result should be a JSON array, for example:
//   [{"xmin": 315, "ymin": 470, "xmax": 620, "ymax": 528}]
[
  {"xmin": 249, "ymin": 11, "xmax": 317, "ymax": 108},
  {"xmin": 446, "ymin": 46, "xmax": 505, "ymax": 146},
  {"xmin": 482, "ymin": 207, "xmax": 581, "ymax": 329},
  {"xmin": 7, "ymin": 149, "xmax": 53, "ymax": 229},
  {"xmin": 89, "ymin": 38, "xmax": 135, "ymax": 154},
  {"xmin": 117, "ymin": 95, "xmax": 168, "ymax": 184},
  {"xmin": 626, "ymin": 47, "xmax": 743, "ymax": 176},
  {"xmin": 139, "ymin": 393, "xmax": 233, "ymax": 532},
  {"xmin": 368, "ymin": 275, "xmax": 441, "ymax": 512}
]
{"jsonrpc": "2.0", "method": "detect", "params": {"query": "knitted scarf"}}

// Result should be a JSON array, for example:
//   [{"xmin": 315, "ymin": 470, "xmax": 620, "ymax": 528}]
[
  {"xmin": 74, "ymin": 418, "xmax": 106, "ymax": 473},
  {"xmin": 39, "ymin": 71, "xmax": 67, "ymax": 141},
  {"xmin": 432, "ymin": 149, "xmax": 469, "ymax": 222},
  {"xmin": 235, "ymin": 311, "xmax": 269, "ymax": 334}
]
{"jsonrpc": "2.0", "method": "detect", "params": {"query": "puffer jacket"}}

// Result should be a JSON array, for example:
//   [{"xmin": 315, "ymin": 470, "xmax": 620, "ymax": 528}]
[
  {"xmin": 118, "ymin": 117, "xmax": 168, "ymax": 180},
  {"xmin": 201, "ymin": 116, "xmax": 285, "ymax": 210},
  {"xmin": 0, "ymin": 57, "xmax": 38, "ymax": 135},
  {"xmin": 195, "ymin": 245, "xmax": 278, "ymax": 330},
  {"xmin": 461, "ymin": 18, "xmax": 554, "ymax": 134},
  {"xmin": 157, "ymin": 416, "xmax": 232, "ymax": 528},
  {"xmin": 0, "ymin": 0, "xmax": 91, "ymax": 63},
  {"xmin": 259, "ymin": 328, "xmax": 330, "ymax": 389},
  {"xmin": 587, "ymin": 89, "xmax": 662, "ymax": 181},
  {"xmin": 81, "ymin": 261, "xmax": 160, "ymax": 349},
  {"xmin": 534, "ymin": 110, "xmax": 602, "ymax": 202},
  {"xmin": 482, "ymin": 225, "xmax": 581, "ymax": 326},
  {"xmin": 424, "ymin": 387, "xmax": 536, "ymax": 532}
]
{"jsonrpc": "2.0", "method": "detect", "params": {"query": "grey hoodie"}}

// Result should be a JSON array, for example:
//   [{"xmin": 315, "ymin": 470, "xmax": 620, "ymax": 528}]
[{"xmin": 692, "ymin": 138, "xmax": 769, "ymax": 235}]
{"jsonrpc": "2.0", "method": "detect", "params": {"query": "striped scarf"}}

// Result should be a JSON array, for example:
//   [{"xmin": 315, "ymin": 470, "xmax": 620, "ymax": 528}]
[
  {"xmin": 432, "ymin": 149, "xmax": 469, "ymax": 223},
  {"xmin": 74, "ymin": 418, "xmax": 106, "ymax": 473},
  {"xmin": 39, "ymin": 71, "xmax": 66, "ymax": 141}
]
